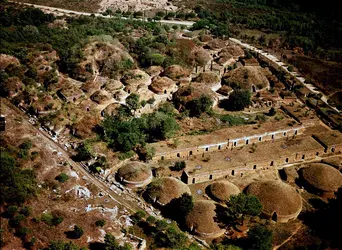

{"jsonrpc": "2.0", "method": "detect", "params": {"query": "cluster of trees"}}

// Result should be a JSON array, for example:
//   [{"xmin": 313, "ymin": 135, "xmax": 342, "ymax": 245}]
[
  {"xmin": 193, "ymin": 0, "xmax": 342, "ymax": 60},
  {"xmin": 220, "ymin": 90, "xmax": 252, "ymax": 111},
  {"xmin": 130, "ymin": 210, "xmax": 188, "ymax": 249},
  {"xmin": 0, "ymin": 150, "xmax": 37, "ymax": 205},
  {"xmin": 102, "ymin": 101, "xmax": 179, "ymax": 153},
  {"xmin": 173, "ymin": 89, "xmax": 214, "ymax": 117}
]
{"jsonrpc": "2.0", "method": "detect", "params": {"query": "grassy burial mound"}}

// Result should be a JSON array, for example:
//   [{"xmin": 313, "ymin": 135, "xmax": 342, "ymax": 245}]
[
  {"xmin": 185, "ymin": 200, "xmax": 225, "ymax": 238},
  {"xmin": 117, "ymin": 161, "xmax": 153, "ymax": 188},
  {"xmin": 208, "ymin": 181, "xmax": 240, "ymax": 203},
  {"xmin": 222, "ymin": 66, "xmax": 270, "ymax": 92},
  {"xmin": 300, "ymin": 163, "xmax": 342, "ymax": 198},
  {"xmin": 144, "ymin": 177, "xmax": 191, "ymax": 206},
  {"xmin": 246, "ymin": 180, "xmax": 302, "ymax": 223}
]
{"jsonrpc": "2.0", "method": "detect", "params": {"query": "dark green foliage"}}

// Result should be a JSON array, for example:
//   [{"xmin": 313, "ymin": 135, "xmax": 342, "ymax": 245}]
[
  {"xmin": 95, "ymin": 219, "xmax": 106, "ymax": 227},
  {"xmin": 102, "ymin": 110, "xmax": 178, "ymax": 152},
  {"xmin": 16, "ymin": 226, "xmax": 31, "ymax": 237},
  {"xmin": 131, "ymin": 210, "xmax": 146, "ymax": 224},
  {"xmin": 220, "ymin": 90, "xmax": 251, "ymax": 111},
  {"xmin": 6, "ymin": 205, "xmax": 18, "ymax": 218},
  {"xmin": 19, "ymin": 206, "xmax": 31, "ymax": 217},
  {"xmin": 72, "ymin": 225, "xmax": 84, "ymax": 239},
  {"xmin": 146, "ymin": 216, "xmax": 157, "ymax": 224},
  {"xmin": 171, "ymin": 161, "xmax": 186, "ymax": 171},
  {"xmin": 186, "ymin": 94, "xmax": 213, "ymax": 117},
  {"xmin": 228, "ymin": 193, "xmax": 262, "ymax": 216},
  {"xmin": 104, "ymin": 233, "xmax": 132, "ymax": 250},
  {"xmin": 55, "ymin": 173, "xmax": 69, "ymax": 183},
  {"xmin": 145, "ymin": 112, "xmax": 179, "ymax": 141},
  {"xmin": 9, "ymin": 214, "xmax": 25, "ymax": 228},
  {"xmin": 126, "ymin": 93, "xmax": 140, "ymax": 113},
  {"xmin": 268, "ymin": 107, "xmax": 276, "ymax": 116},
  {"xmin": 221, "ymin": 193, "xmax": 262, "ymax": 224},
  {"xmin": 155, "ymin": 220, "xmax": 168, "ymax": 231},
  {"xmin": 102, "ymin": 116, "xmax": 146, "ymax": 152},
  {"xmin": 246, "ymin": 225, "xmax": 273, "ymax": 250},
  {"xmin": 0, "ymin": 7, "xmax": 54, "ymax": 27},
  {"xmin": 75, "ymin": 143, "xmax": 93, "ymax": 161},
  {"xmin": 48, "ymin": 240, "xmax": 81, "ymax": 250},
  {"xmin": 41, "ymin": 213, "xmax": 64, "ymax": 226},
  {"xmin": 0, "ymin": 151, "xmax": 37, "ymax": 205},
  {"xmin": 164, "ymin": 193, "xmax": 193, "ymax": 221},
  {"xmin": 155, "ymin": 225, "xmax": 187, "ymax": 248}
]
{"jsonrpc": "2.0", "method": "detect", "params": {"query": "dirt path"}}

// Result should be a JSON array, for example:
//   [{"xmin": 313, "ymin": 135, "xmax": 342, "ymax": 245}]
[
  {"xmin": 2, "ymin": 99, "xmax": 145, "ymax": 214},
  {"xmin": 9, "ymin": 1, "xmax": 194, "ymax": 26},
  {"xmin": 229, "ymin": 38, "xmax": 340, "ymax": 113},
  {"xmin": 273, "ymin": 224, "xmax": 302, "ymax": 250}
]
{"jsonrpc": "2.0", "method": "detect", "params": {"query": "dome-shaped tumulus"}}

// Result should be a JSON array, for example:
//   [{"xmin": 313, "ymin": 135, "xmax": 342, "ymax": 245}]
[
  {"xmin": 145, "ymin": 177, "xmax": 191, "ymax": 206},
  {"xmin": 186, "ymin": 200, "xmax": 225, "ymax": 238},
  {"xmin": 117, "ymin": 162, "xmax": 152, "ymax": 188},
  {"xmin": 246, "ymin": 180, "xmax": 302, "ymax": 223},
  {"xmin": 208, "ymin": 181, "xmax": 240, "ymax": 202},
  {"xmin": 222, "ymin": 66, "xmax": 269, "ymax": 92},
  {"xmin": 300, "ymin": 163, "xmax": 342, "ymax": 197}
]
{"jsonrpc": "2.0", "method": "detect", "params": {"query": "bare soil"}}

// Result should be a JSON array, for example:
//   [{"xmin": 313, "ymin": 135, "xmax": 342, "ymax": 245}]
[{"xmin": 0, "ymin": 101, "xmax": 129, "ymax": 249}]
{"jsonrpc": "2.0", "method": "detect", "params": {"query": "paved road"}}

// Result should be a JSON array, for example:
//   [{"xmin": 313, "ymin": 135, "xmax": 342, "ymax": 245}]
[
  {"xmin": 10, "ymin": 1, "xmax": 195, "ymax": 27},
  {"xmin": 229, "ymin": 38, "xmax": 340, "ymax": 113}
]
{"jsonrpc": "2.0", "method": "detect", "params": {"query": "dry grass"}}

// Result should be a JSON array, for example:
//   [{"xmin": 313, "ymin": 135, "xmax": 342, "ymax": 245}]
[
  {"xmin": 208, "ymin": 181, "xmax": 240, "ymax": 202},
  {"xmin": 246, "ymin": 180, "xmax": 302, "ymax": 218},
  {"xmin": 185, "ymin": 200, "xmax": 225, "ymax": 237},
  {"xmin": 300, "ymin": 163, "xmax": 342, "ymax": 192},
  {"xmin": 117, "ymin": 162, "xmax": 152, "ymax": 182},
  {"xmin": 145, "ymin": 177, "xmax": 191, "ymax": 205}
]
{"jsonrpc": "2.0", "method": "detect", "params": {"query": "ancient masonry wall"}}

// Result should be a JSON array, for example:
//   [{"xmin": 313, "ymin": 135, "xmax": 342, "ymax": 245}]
[
  {"xmin": 181, "ymin": 145, "xmax": 325, "ymax": 184},
  {"xmin": 154, "ymin": 125, "xmax": 306, "ymax": 161}
]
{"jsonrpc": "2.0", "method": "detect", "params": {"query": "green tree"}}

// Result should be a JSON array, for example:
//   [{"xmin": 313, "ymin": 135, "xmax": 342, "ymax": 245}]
[
  {"xmin": 0, "ymin": 151, "xmax": 37, "ymax": 205},
  {"xmin": 145, "ymin": 112, "xmax": 179, "ymax": 141},
  {"xmin": 55, "ymin": 173, "xmax": 69, "ymax": 183},
  {"xmin": 247, "ymin": 225, "xmax": 273, "ymax": 250},
  {"xmin": 165, "ymin": 193, "xmax": 193, "ymax": 221},
  {"xmin": 156, "ymin": 225, "xmax": 187, "ymax": 248},
  {"xmin": 146, "ymin": 216, "xmax": 157, "ymax": 224},
  {"xmin": 268, "ymin": 107, "xmax": 276, "ymax": 116},
  {"xmin": 172, "ymin": 161, "xmax": 186, "ymax": 171},
  {"xmin": 221, "ymin": 90, "xmax": 251, "ymax": 111},
  {"xmin": 48, "ymin": 240, "xmax": 80, "ymax": 250},
  {"xmin": 104, "ymin": 233, "xmax": 132, "ymax": 250},
  {"xmin": 187, "ymin": 94, "xmax": 213, "ymax": 117},
  {"xmin": 72, "ymin": 225, "xmax": 84, "ymax": 239},
  {"xmin": 155, "ymin": 220, "xmax": 168, "ymax": 231},
  {"xmin": 224, "ymin": 193, "xmax": 262, "ymax": 224},
  {"xmin": 95, "ymin": 219, "xmax": 106, "ymax": 227},
  {"xmin": 126, "ymin": 93, "xmax": 140, "ymax": 113}
]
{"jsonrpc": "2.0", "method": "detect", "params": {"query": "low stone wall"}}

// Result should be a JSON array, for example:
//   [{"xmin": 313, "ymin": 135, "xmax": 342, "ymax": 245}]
[{"xmin": 154, "ymin": 125, "xmax": 306, "ymax": 161}]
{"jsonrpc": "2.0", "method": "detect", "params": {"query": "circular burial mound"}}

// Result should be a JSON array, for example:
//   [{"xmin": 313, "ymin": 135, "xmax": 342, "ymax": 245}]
[
  {"xmin": 222, "ymin": 66, "xmax": 269, "ymax": 91},
  {"xmin": 246, "ymin": 180, "xmax": 302, "ymax": 223},
  {"xmin": 145, "ymin": 177, "xmax": 191, "ymax": 206},
  {"xmin": 117, "ymin": 162, "xmax": 152, "ymax": 188},
  {"xmin": 300, "ymin": 163, "xmax": 342, "ymax": 193},
  {"xmin": 162, "ymin": 65, "xmax": 191, "ymax": 81},
  {"xmin": 149, "ymin": 76, "xmax": 176, "ymax": 94},
  {"xmin": 185, "ymin": 200, "xmax": 225, "ymax": 238},
  {"xmin": 208, "ymin": 181, "xmax": 240, "ymax": 202}
]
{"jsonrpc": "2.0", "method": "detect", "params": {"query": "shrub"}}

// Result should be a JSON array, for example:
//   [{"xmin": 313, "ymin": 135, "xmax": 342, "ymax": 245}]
[
  {"xmin": 72, "ymin": 225, "xmax": 84, "ymax": 238},
  {"xmin": 95, "ymin": 219, "xmax": 106, "ymax": 227},
  {"xmin": 146, "ymin": 216, "xmax": 157, "ymax": 224},
  {"xmin": 55, "ymin": 173, "xmax": 69, "ymax": 183},
  {"xmin": 19, "ymin": 206, "xmax": 31, "ymax": 217},
  {"xmin": 172, "ymin": 161, "xmax": 186, "ymax": 171}
]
